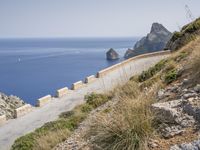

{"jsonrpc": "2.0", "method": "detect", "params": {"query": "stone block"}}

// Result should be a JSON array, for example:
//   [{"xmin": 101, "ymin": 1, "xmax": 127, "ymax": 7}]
[
  {"xmin": 71, "ymin": 81, "xmax": 84, "ymax": 90},
  {"xmin": 85, "ymin": 75, "xmax": 97, "ymax": 83},
  {"xmin": 14, "ymin": 104, "xmax": 32, "ymax": 118},
  {"xmin": 0, "ymin": 114, "xmax": 6, "ymax": 125},
  {"xmin": 37, "ymin": 95, "xmax": 51, "ymax": 107},
  {"xmin": 56, "ymin": 87, "xmax": 68, "ymax": 98}
]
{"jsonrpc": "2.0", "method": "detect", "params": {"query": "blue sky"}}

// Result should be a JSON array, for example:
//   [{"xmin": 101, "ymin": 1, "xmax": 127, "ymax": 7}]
[{"xmin": 0, "ymin": 0, "xmax": 199, "ymax": 38}]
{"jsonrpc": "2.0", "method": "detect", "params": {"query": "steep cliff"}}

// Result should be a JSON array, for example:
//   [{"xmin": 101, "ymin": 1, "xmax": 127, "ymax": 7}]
[{"xmin": 125, "ymin": 23, "xmax": 172, "ymax": 59}]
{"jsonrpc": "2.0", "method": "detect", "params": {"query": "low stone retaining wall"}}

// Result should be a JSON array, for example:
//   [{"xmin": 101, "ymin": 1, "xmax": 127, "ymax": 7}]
[
  {"xmin": 14, "ymin": 104, "xmax": 32, "ymax": 118},
  {"xmin": 96, "ymin": 50, "xmax": 171, "ymax": 78},
  {"xmin": 71, "ymin": 81, "xmax": 85, "ymax": 90},
  {"xmin": 56, "ymin": 87, "xmax": 68, "ymax": 98},
  {"xmin": 36, "ymin": 95, "xmax": 51, "ymax": 107},
  {"xmin": 85, "ymin": 75, "xmax": 97, "ymax": 83},
  {"xmin": 97, "ymin": 63, "xmax": 122, "ymax": 78},
  {"xmin": 0, "ymin": 115, "xmax": 6, "ymax": 125}
]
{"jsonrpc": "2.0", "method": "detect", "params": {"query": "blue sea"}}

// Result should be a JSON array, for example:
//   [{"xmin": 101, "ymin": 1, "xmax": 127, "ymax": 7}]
[{"xmin": 0, "ymin": 37, "xmax": 138, "ymax": 105}]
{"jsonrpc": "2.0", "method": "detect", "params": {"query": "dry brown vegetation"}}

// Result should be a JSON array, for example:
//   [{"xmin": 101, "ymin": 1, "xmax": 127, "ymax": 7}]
[{"xmin": 86, "ymin": 37, "xmax": 200, "ymax": 150}]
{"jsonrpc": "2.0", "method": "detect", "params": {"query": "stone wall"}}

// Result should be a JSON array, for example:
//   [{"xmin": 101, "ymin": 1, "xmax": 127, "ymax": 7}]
[
  {"xmin": 14, "ymin": 104, "xmax": 32, "ymax": 118},
  {"xmin": 97, "ymin": 50, "xmax": 171, "ymax": 78},
  {"xmin": 0, "ymin": 115, "xmax": 6, "ymax": 125},
  {"xmin": 71, "ymin": 81, "xmax": 85, "ymax": 90},
  {"xmin": 85, "ymin": 75, "xmax": 97, "ymax": 83},
  {"xmin": 36, "ymin": 95, "xmax": 52, "ymax": 107},
  {"xmin": 56, "ymin": 87, "xmax": 68, "ymax": 98}
]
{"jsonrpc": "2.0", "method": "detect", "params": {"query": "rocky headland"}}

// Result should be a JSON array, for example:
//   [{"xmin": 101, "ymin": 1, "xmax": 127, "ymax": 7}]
[{"xmin": 124, "ymin": 23, "xmax": 172, "ymax": 59}]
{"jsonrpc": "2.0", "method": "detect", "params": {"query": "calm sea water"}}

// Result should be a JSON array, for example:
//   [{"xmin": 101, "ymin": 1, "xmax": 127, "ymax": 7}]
[{"xmin": 0, "ymin": 37, "xmax": 138, "ymax": 105}]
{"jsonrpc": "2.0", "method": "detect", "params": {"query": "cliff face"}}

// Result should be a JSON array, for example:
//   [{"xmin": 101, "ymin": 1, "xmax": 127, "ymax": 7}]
[{"xmin": 124, "ymin": 23, "xmax": 172, "ymax": 59}]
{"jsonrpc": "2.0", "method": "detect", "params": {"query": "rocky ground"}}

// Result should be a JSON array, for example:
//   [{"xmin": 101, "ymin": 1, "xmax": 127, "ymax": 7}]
[
  {"xmin": 152, "ymin": 79, "xmax": 200, "ymax": 149},
  {"xmin": 0, "ymin": 92, "xmax": 25, "ymax": 119},
  {"xmin": 54, "ymin": 98, "xmax": 118, "ymax": 150},
  {"xmin": 54, "ymin": 78, "xmax": 200, "ymax": 150}
]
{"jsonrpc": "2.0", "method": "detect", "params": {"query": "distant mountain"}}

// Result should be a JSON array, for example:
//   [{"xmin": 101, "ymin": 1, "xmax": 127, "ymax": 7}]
[{"xmin": 124, "ymin": 23, "xmax": 172, "ymax": 59}]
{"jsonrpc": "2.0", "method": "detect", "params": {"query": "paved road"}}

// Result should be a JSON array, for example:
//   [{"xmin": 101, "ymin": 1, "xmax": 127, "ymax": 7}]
[{"xmin": 0, "ymin": 53, "xmax": 169, "ymax": 150}]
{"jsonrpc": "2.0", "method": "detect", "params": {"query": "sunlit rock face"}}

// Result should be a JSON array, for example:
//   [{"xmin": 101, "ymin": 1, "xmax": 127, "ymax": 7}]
[{"xmin": 124, "ymin": 23, "xmax": 172, "ymax": 59}]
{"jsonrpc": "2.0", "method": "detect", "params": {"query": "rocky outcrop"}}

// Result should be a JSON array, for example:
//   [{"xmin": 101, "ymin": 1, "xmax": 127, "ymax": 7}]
[
  {"xmin": 0, "ymin": 92, "xmax": 25, "ymax": 119},
  {"xmin": 124, "ymin": 48, "xmax": 134, "ymax": 59},
  {"xmin": 166, "ymin": 17, "xmax": 200, "ymax": 51},
  {"xmin": 124, "ymin": 23, "xmax": 172, "ymax": 59},
  {"xmin": 106, "ymin": 48, "xmax": 119, "ymax": 60},
  {"xmin": 153, "ymin": 80, "xmax": 200, "ymax": 139}
]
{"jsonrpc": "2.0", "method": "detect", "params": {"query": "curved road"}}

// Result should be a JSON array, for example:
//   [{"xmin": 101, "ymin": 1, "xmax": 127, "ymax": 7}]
[{"xmin": 0, "ymin": 53, "xmax": 170, "ymax": 150}]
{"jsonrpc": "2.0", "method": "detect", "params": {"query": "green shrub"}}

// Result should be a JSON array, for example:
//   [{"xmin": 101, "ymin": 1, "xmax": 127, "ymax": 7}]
[
  {"xmin": 184, "ymin": 19, "xmax": 200, "ymax": 33},
  {"xmin": 168, "ymin": 17, "xmax": 200, "ymax": 51},
  {"xmin": 171, "ymin": 31, "xmax": 182, "ymax": 42},
  {"xmin": 85, "ymin": 93, "xmax": 110, "ymax": 108},
  {"xmin": 81, "ymin": 103, "xmax": 93, "ymax": 113},
  {"xmin": 59, "ymin": 110, "xmax": 74, "ymax": 118},
  {"xmin": 138, "ymin": 59, "xmax": 168, "ymax": 82},
  {"xmin": 11, "ymin": 134, "xmax": 35, "ymax": 150},
  {"xmin": 164, "ymin": 69, "xmax": 178, "ymax": 84}
]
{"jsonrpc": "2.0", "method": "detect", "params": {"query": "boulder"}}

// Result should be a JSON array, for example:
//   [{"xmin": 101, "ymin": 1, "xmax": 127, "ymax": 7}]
[
  {"xmin": 106, "ymin": 48, "xmax": 119, "ymax": 60},
  {"xmin": 152, "ymin": 99, "xmax": 195, "ymax": 138},
  {"xmin": 194, "ymin": 84, "xmax": 200, "ymax": 93}
]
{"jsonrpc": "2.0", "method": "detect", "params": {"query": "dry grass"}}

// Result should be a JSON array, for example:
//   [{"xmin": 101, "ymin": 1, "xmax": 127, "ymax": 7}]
[
  {"xmin": 85, "ymin": 37, "xmax": 200, "ymax": 150},
  {"xmin": 188, "ymin": 38, "xmax": 200, "ymax": 85},
  {"xmin": 87, "ymin": 82, "xmax": 158, "ymax": 150},
  {"xmin": 35, "ymin": 129, "xmax": 70, "ymax": 150}
]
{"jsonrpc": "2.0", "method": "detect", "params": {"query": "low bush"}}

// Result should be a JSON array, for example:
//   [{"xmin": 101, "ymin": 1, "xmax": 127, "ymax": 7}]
[
  {"xmin": 164, "ymin": 69, "xmax": 178, "ymax": 84},
  {"xmin": 183, "ymin": 18, "xmax": 200, "ymax": 33},
  {"xmin": 171, "ymin": 31, "xmax": 182, "ymax": 42},
  {"xmin": 85, "ymin": 93, "xmax": 111, "ymax": 109},
  {"xmin": 11, "ymin": 134, "xmax": 35, "ymax": 150},
  {"xmin": 138, "ymin": 59, "xmax": 168, "ymax": 82}
]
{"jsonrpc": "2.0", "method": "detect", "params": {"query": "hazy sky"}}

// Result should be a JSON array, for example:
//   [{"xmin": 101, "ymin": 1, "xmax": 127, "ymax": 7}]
[{"xmin": 0, "ymin": 0, "xmax": 199, "ymax": 38}]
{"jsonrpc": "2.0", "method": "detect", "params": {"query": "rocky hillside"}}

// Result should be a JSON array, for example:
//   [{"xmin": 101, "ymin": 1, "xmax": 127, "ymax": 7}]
[
  {"xmin": 166, "ymin": 17, "xmax": 200, "ymax": 51},
  {"xmin": 124, "ymin": 23, "xmax": 172, "ymax": 59},
  {"xmin": 55, "ymin": 37, "xmax": 200, "ymax": 150},
  {"xmin": 0, "ymin": 92, "xmax": 25, "ymax": 119}
]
